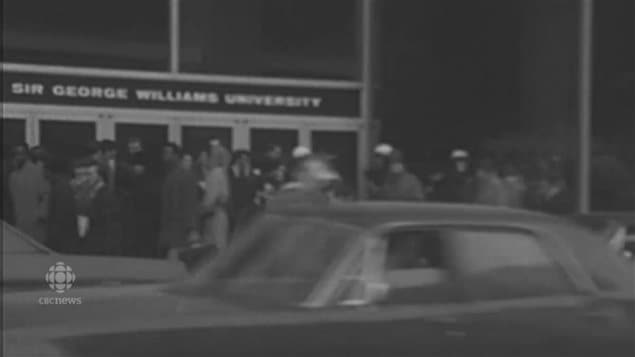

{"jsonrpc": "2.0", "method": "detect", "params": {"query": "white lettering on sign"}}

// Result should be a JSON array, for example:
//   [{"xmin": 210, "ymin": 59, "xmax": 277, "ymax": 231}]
[
  {"xmin": 223, "ymin": 94, "xmax": 322, "ymax": 108},
  {"xmin": 11, "ymin": 82, "xmax": 45, "ymax": 95},
  {"xmin": 51, "ymin": 85, "xmax": 128, "ymax": 100},
  {"xmin": 6, "ymin": 80, "xmax": 331, "ymax": 113},
  {"xmin": 135, "ymin": 90, "xmax": 220, "ymax": 104}
]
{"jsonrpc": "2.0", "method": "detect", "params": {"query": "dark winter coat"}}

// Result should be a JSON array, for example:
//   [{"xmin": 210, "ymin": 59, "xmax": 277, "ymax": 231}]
[
  {"xmin": 376, "ymin": 171, "xmax": 425, "ymax": 202},
  {"xmin": 79, "ymin": 186, "xmax": 123, "ymax": 256},
  {"xmin": 159, "ymin": 166, "xmax": 200, "ymax": 250},
  {"xmin": 47, "ymin": 174, "xmax": 80, "ymax": 254}
]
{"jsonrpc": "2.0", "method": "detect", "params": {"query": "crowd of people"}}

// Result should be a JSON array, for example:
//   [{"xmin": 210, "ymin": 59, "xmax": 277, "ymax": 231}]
[
  {"xmin": 365, "ymin": 144, "xmax": 577, "ymax": 214},
  {"xmin": 1, "ymin": 137, "xmax": 345, "ymax": 259},
  {"xmin": 0, "ymin": 137, "xmax": 605, "ymax": 260}
]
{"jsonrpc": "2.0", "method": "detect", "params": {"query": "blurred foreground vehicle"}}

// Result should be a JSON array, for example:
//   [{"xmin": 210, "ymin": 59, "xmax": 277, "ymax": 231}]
[
  {"xmin": 4, "ymin": 203, "xmax": 634, "ymax": 357},
  {"xmin": 1, "ymin": 221, "xmax": 186, "ymax": 293},
  {"xmin": 570, "ymin": 212, "xmax": 635, "ymax": 260}
]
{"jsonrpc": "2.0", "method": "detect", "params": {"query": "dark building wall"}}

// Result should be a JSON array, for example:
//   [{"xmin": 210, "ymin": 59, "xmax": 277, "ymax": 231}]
[
  {"xmin": 519, "ymin": 0, "xmax": 579, "ymax": 134},
  {"xmin": 379, "ymin": 0, "xmax": 523, "ymax": 165},
  {"xmin": 379, "ymin": 0, "xmax": 633, "ymax": 162}
]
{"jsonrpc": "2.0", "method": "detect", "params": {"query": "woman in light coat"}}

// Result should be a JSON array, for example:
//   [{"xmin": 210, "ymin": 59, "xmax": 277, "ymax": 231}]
[{"xmin": 201, "ymin": 141, "xmax": 231, "ymax": 250}]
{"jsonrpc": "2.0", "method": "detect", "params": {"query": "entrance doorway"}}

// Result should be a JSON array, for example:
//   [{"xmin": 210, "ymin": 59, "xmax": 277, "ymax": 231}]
[
  {"xmin": 2, "ymin": 118, "xmax": 26, "ymax": 151},
  {"xmin": 39, "ymin": 119, "xmax": 96, "ymax": 160},
  {"xmin": 181, "ymin": 125, "xmax": 233, "ymax": 159},
  {"xmin": 250, "ymin": 128, "xmax": 299, "ymax": 157},
  {"xmin": 311, "ymin": 130, "xmax": 358, "ymax": 193},
  {"xmin": 115, "ymin": 123, "xmax": 168, "ymax": 175}
]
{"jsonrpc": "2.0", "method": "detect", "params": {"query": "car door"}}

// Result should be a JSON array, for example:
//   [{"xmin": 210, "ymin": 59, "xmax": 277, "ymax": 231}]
[
  {"xmin": 308, "ymin": 226, "xmax": 475, "ymax": 357},
  {"xmin": 446, "ymin": 227, "xmax": 634, "ymax": 357}
]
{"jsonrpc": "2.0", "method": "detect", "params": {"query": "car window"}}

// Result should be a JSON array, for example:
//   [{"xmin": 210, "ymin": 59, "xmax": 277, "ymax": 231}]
[
  {"xmin": 450, "ymin": 229, "xmax": 576, "ymax": 301},
  {"xmin": 206, "ymin": 215, "xmax": 361, "ymax": 306},
  {"xmin": 381, "ymin": 229, "xmax": 459, "ymax": 304},
  {"xmin": 1, "ymin": 221, "xmax": 49, "ymax": 254}
]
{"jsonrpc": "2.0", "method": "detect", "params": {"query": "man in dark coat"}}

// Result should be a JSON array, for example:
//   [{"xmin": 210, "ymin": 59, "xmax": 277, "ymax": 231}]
[
  {"xmin": 71, "ymin": 158, "xmax": 123, "ymax": 256},
  {"xmin": 228, "ymin": 150, "xmax": 260, "ymax": 231},
  {"xmin": 473, "ymin": 158, "xmax": 508, "ymax": 206},
  {"xmin": 119, "ymin": 137, "xmax": 157, "ymax": 257},
  {"xmin": 366, "ymin": 143, "xmax": 393, "ymax": 200},
  {"xmin": 158, "ymin": 143, "xmax": 200, "ymax": 261},
  {"xmin": 97, "ymin": 140, "xmax": 123, "ymax": 195},
  {"xmin": 45, "ymin": 157, "xmax": 80, "ymax": 254},
  {"xmin": 434, "ymin": 149, "xmax": 475, "ymax": 203},
  {"xmin": 375, "ymin": 150, "xmax": 425, "ymax": 202},
  {"xmin": 541, "ymin": 173, "xmax": 575, "ymax": 214},
  {"xmin": 266, "ymin": 155, "xmax": 338, "ymax": 212}
]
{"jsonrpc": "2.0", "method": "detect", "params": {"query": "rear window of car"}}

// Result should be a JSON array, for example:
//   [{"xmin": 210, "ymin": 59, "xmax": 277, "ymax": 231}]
[{"xmin": 450, "ymin": 229, "xmax": 576, "ymax": 300}]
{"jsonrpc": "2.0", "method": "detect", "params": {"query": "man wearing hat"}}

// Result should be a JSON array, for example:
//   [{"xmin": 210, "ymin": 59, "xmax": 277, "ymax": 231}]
[
  {"xmin": 228, "ymin": 150, "xmax": 261, "ymax": 230},
  {"xmin": 374, "ymin": 149, "xmax": 425, "ymax": 202},
  {"xmin": 433, "ymin": 149, "xmax": 475, "ymax": 203},
  {"xmin": 45, "ymin": 156, "xmax": 79, "ymax": 254},
  {"xmin": 366, "ymin": 143, "xmax": 394, "ymax": 199},
  {"xmin": 158, "ymin": 143, "xmax": 200, "ymax": 260},
  {"xmin": 266, "ymin": 155, "xmax": 340, "ymax": 211},
  {"xmin": 71, "ymin": 157, "xmax": 122, "ymax": 255},
  {"xmin": 292, "ymin": 146, "xmax": 312, "ymax": 160}
]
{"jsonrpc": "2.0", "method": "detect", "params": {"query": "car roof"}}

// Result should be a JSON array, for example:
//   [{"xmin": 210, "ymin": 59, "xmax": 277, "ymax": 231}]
[{"xmin": 271, "ymin": 201, "xmax": 564, "ymax": 230}]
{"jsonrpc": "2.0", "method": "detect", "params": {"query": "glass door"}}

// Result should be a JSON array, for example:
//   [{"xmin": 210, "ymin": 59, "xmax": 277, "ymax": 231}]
[
  {"xmin": 2, "ymin": 118, "xmax": 27, "ymax": 151},
  {"xmin": 311, "ymin": 130, "xmax": 359, "ymax": 197},
  {"xmin": 249, "ymin": 128, "xmax": 299, "ymax": 158},
  {"xmin": 115, "ymin": 122, "xmax": 168, "ymax": 175},
  {"xmin": 39, "ymin": 119, "xmax": 97, "ymax": 161},
  {"xmin": 181, "ymin": 125, "xmax": 233, "ymax": 160}
]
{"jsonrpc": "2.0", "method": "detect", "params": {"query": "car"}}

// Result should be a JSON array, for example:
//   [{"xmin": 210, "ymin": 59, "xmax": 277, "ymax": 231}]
[
  {"xmin": 177, "ymin": 241, "xmax": 219, "ymax": 272},
  {"xmin": 570, "ymin": 212, "xmax": 635, "ymax": 260},
  {"xmin": 1, "ymin": 220, "xmax": 187, "ymax": 293},
  {"xmin": 4, "ymin": 202, "xmax": 634, "ymax": 357}
]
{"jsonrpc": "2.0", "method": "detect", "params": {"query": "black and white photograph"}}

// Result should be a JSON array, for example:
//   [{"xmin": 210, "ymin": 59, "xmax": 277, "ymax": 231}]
[{"xmin": 1, "ymin": 0, "xmax": 634, "ymax": 356}]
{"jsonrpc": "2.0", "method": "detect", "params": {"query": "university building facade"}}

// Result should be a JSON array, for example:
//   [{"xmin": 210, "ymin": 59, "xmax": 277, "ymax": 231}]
[{"xmin": 2, "ymin": 0, "xmax": 375, "ymax": 194}]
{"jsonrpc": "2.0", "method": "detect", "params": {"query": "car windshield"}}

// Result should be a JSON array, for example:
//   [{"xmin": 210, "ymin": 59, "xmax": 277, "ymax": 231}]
[
  {"xmin": 1, "ymin": 221, "xmax": 50, "ymax": 254},
  {"xmin": 199, "ymin": 215, "xmax": 362, "ymax": 306}
]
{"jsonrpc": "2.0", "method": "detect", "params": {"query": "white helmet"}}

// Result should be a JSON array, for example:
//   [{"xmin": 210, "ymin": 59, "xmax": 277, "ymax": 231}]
[
  {"xmin": 450, "ymin": 149, "xmax": 469, "ymax": 160},
  {"xmin": 374, "ymin": 143, "xmax": 394, "ymax": 156},
  {"xmin": 292, "ymin": 146, "xmax": 312, "ymax": 159}
]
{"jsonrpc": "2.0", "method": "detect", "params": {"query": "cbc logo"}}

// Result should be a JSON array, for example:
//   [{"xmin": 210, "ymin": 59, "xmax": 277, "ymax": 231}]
[{"xmin": 45, "ymin": 262, "xmax": 76, "ymax": 293}]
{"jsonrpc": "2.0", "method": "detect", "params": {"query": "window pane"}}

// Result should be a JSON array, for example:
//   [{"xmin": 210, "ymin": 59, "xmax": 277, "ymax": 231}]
[
  {"xmin": 210, "ymin": 216, "xmax": 360, "ymax": 305},
  {"xmin": 452, "ymin": 230, "xmax": 575, "ymax": 300},
  {"xmin": 382, "ymin": 229, "xmax": 458, "ymax": 304},
  {"xmin": 312, "ymin": 131, "xmax": 358, "ymax": 198},
  {"xmin": 181, "ymin": 126, "xmax": 233, "ymax": 159},
  {"xmin": 180, "ymin": 0, "xmax": 359, "ymax": 79},
  {"xmin": 2, "ymin": 119, "xmax": 26, "ymax": 151},
  {"xmin": 39, "ymin": 120, "xmax": 96, "ymax": 160},
  {"xmin": 115, "ymin": 123, "xmax": 168, "ymax": 175},
  {"xmin": 250, "ymin": 128, "xmax": 298, "ymax": 169},
  {"xmin": 3, "ymin": 0, "xmax": 169, "ymax": 70}
]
